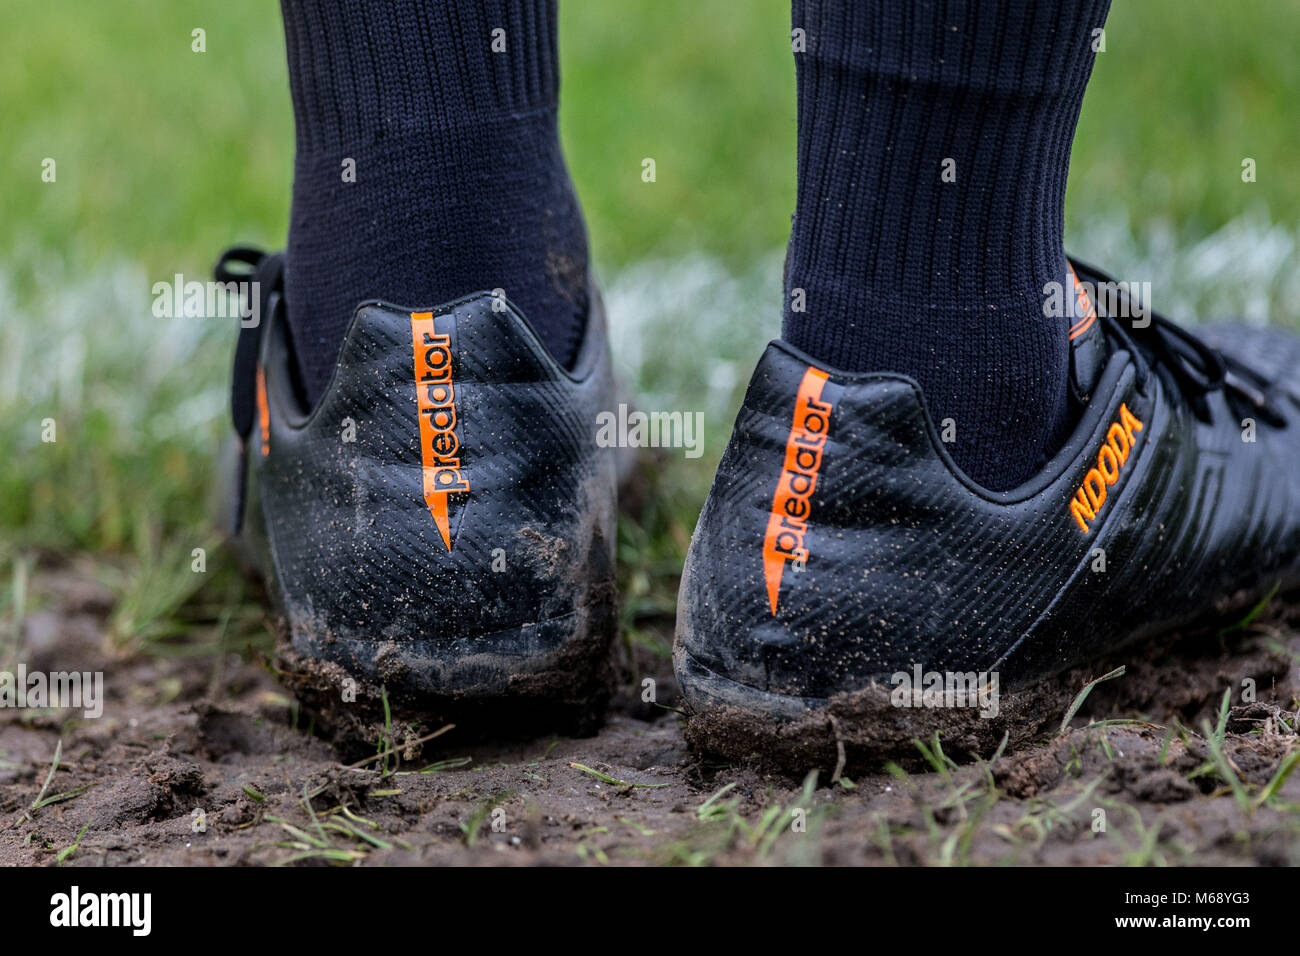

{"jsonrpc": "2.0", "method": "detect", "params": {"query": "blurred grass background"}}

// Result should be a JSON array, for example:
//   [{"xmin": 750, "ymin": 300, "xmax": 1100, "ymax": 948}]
[
  {"xmin": 5, "ymin": 1, "xmax": 1300, "ymax": 273},
  {"xmin": 1, "ymin": 0, "xmax": 1298, "ymax": 650}
]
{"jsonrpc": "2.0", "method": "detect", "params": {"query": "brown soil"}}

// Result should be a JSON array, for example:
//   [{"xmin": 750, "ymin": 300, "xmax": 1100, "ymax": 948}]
[{"xmin": 2, "ymin": 560, "xmax": 1299, "ymax": 867}]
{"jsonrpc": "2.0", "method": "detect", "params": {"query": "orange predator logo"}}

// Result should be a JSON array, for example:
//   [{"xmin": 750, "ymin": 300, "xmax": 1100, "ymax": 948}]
[
  {"xmin": 255, "ymin": 364, "xmax": 270, "ymax": 457},
  {"xmin": 1067, "ymin": 263, "xmax": 1098, "ymax": 341},
  {"xmin": 763, "ymin": 366, "xmax": 835, "ymax": 615},
  {"xmin": 1069, "ymin": 402, "xmax": 1143, "ymax": 533},
  {"xmin": 411, "ymin": 312, "xmax": 469, "ymax": 550}
]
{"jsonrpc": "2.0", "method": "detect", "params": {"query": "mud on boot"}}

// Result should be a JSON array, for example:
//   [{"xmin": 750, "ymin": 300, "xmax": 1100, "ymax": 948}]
[
  {"xmin": 216, "ymin": 248, "xmax": 619, "ymax": 743},
  {"xmin": 675, "ymin": 258, "xmax": 1300, "ymax": 774}
]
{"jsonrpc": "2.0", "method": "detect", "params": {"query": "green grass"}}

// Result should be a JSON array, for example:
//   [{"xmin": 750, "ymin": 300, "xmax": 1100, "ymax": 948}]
[
  {"xmin": 55, "ymin": 822, "xmax": 91, "ymax": 866},
  {"xmin": 5, "ymin": 0, "xmax": 1300, "ymax": 276},
  {"xmin": 2, "ymin": 0, "xmax": 1299, "ymax": 649},
  {"xmin": 1072, "ymin": 1, "xmax": 1300, "ymax": 233},
  {"xmin": 656, "ymin": 771, "xmax": 824, "ymax": 865}
]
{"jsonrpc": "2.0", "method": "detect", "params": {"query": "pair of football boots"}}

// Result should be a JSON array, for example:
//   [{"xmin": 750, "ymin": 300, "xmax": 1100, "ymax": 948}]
[{"xmin": 216, "ymin": 246, "xmax": 1300, "ymax": 768}]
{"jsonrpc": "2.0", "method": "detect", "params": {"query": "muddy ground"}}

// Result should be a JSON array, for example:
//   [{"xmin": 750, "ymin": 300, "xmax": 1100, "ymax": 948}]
[{"xmin": 2, "ymin": 558, "xmax": 1299, "ymax": 867}]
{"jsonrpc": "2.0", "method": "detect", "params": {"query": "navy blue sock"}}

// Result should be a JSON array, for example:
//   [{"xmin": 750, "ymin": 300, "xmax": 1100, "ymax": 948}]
[
  {"xmin": 280, "ymin": 0, "xmax": 588, "ymax": 404},
  {"xmin": 784, "ymin": 0, "xmax": 1111, "ymax": 490}
]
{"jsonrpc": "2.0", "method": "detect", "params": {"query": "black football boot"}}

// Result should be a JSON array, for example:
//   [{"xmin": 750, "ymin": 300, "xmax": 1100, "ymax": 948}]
[
  {"xmin": 214, "ymin": 248, "xmax": 618, "ymax": 736},
  {"xmin": 675, "ymin": 257, "xmax": 1300, "ymax": 771}
]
